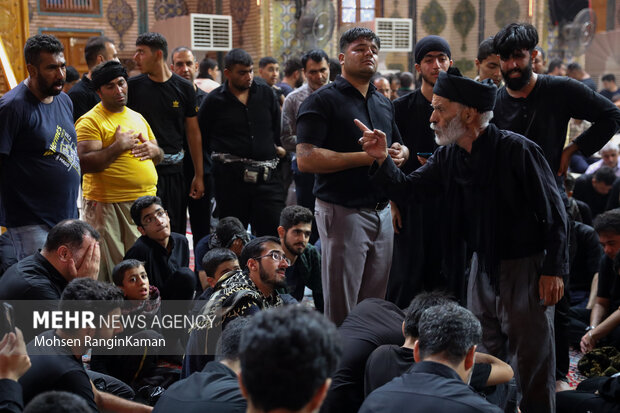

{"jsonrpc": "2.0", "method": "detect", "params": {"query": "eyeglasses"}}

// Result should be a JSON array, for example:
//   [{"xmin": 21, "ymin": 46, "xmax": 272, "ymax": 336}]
[
  {"xmin": 253, "ymin": 250, "xmax": 291, "ymax": 266},
  {"xmin": 142, "ymin": 209, "xmax": 167, "ymax": 226}
]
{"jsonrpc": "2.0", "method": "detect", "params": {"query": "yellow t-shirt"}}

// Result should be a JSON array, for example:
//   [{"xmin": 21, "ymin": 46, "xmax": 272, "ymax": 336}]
[{"xmin": 76, "ymin": 103, "xmax": 158, "ymax": 202}]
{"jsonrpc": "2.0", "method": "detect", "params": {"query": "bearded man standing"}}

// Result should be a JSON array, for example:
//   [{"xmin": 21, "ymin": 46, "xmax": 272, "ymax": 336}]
[{"xmin": 360, "ymin": 71, "xmax": 568, "ymax": 413}]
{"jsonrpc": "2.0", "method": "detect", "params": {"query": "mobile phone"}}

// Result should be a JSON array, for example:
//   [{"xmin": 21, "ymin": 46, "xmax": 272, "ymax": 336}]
[
  {"xmin": 0, "ymin": 302, "xmax": 15, "ymax": 336},
  {"xmin": 416, "ymin": 152, "xmax": 433, "ymax": 158}
]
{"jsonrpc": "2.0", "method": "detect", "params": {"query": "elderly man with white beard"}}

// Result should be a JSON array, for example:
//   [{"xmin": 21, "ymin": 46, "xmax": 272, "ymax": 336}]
[{"xmin": 357, "ymin": 71, "xmax": 568, "ymax": 413}]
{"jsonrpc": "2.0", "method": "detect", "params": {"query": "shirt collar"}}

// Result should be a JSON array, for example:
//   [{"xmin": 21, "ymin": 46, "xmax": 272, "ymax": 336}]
[{"xmin": 411, "ymin": 360, "xmax": 463, "ymax": 382}]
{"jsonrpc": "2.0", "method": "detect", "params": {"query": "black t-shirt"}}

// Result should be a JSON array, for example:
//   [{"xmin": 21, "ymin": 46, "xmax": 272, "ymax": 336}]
[
  {"xmin": 20, "ymin": 330, "xmax": 97, "ymax": 412},
  {"xmin": 0, "ymin": 252, "xmax": 67, "ymax": 300},
  {"xmin": 569, "ymin": 221, "xmax": 602, "ymax": 292},
  {"xmin": 493, "ymin": 75, "xmax": 620, "ymax": 173},
  {"xmin": 198, "ymin": 78, "xmax": 281, "ymax": 161},
  {"xmin": 153, "ymin": 361, "xmax": 246, "ymax": 413},
  {"xmin": 0, "ymin": 379, "xmax": 23, "ymax": 413},
  {"xmin": 0, "ymin": 83, "xmax": 80, "ymax": 228},
  {"xmin": 124, "ymin": 232, "xmax": 189, "ymax": 294},
  {"xmin": 597, "ymin": 254, "xmax": 620, "ymax": 310},
  {"xmin": 127, "ymin": 73, "xmax": 196, "ymax": 154},
  {"xmin": 393, "ymin": 88, "xmax": 436, "ymax": 174},
  {"xmin": 600, "ymin": 89, "xmax": 620, "ymax": 103},
  {"xmin": 68, "ymin": 74, "xmax": 100, "ymax": 122},
  {"xmin": 297, "ymin": 75, "xmax": 403, "ymax": 208}
]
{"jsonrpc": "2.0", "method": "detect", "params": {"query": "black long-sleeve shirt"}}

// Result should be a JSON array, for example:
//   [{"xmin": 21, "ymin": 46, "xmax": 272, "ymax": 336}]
[
  {"xmin": 198, "ymin": 78, "xmax": 281, "ymax": 161},
  {"xmin": 370, "ymin": 124, "xmax": 569, "ymax": 276},
  {"xmin": 493, "ymin": 75, "xmax": 620, "ymax": 173}
]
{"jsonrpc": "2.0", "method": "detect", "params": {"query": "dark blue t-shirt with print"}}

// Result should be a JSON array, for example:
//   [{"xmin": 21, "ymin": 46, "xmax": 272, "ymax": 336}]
[{"xmin": 0, "ymin": 82, "xmax": 80, "ymax": 228}]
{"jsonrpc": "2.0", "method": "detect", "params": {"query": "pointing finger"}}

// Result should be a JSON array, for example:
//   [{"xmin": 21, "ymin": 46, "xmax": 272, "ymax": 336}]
[{"xmin": 354, "ymin": 119, "xmax": 371, "ymax": 132}]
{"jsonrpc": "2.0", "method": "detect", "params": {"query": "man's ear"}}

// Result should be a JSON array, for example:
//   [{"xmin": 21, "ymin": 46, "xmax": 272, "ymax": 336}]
[
  {"xmin": 137, "ymin": 225, "xmax": 146, "ymax": 236},
  {"xmin": 57, "ymin": 245, "xmax": 70, "ymax": 263},
  {"xmin": 474, "ymin": 59, "xmax": 481, "ymax": 70},
  {"xmin": 26, "ymin": 63, "xmax": 37, "ymax": 78},
  {"xmin": 338, "ymin": 52, "xmax": 345, "ymax": 65},
  {"xmin": 277, "ymin": 226, "xmax": 285, "ymax": 239},
  {"xmin": 413, "ymin": 339, "xmax": 421, "ymax": 362},
  {"xmin": 247, "ymin": 257, "xmax": 258, "ymax": 273},
  {"xmin": 464, "ymin": 345, "xmax": 476, "ymax": 371},
  {"xmin": 531, "ymin": 49, "xmax": 538, "ymax": 62},
  {"xmin": 414, "ymin": 63, "xmax": 421, "ymax": 75}
]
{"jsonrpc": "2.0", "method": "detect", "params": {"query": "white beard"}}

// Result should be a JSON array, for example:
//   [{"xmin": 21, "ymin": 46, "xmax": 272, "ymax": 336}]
[{"xmin": 431, "ymin": 113, "xmax": 466, "ymax": 146}]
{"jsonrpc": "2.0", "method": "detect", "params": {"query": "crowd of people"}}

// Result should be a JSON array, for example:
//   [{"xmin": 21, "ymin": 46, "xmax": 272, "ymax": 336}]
[{"xmin": 1, "ymin": 20, "xmax": 620, "ymax": 413}]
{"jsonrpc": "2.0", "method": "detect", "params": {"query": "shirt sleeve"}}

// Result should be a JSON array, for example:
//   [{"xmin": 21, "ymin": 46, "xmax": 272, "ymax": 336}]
[
  {"xmin": 564, "ymin": 78, "xmax": 620, "ymax": 157},
  {"xmin": 280, "ymin": 94, "xmax": 297, "ymax": 152},
  {"xmin": 75, "ymin": 115, "xmax": 103, "ymax": 143},
  {"xmin": 520, "ymin": 141, "xmax": 569, "ymax": 276},
  {"xmin": 0, "ymin": 379, "xmax": 23, "ymax": 413},
  {"xmin": 0, "ymin": 99, "xmax": 21, "ymax": 156},
  {"xmin": 597, "ymin": 256, "xmax": 613, "ymax": 299},
  {"xmin": 183, "ymin": 80, "xmax": 197, "ymax": 118},
  {"xmin": 296, "ymin": 93, "xmax": 329, "ymax": 148}
]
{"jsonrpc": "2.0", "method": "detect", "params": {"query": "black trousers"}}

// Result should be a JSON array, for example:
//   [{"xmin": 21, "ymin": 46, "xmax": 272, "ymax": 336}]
[
  {"xmin": 213, "ymin": 162, "xmax": 285, "ymax": 237},
  {"xmin": 156, "ymin": 164, "xmax": 188, "ymax": 235}
]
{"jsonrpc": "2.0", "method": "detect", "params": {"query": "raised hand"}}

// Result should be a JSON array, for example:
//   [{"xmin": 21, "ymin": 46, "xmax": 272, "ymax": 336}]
[{"xmin": 355, "ymin": 119, "xmax": 388, "ymax": 163}]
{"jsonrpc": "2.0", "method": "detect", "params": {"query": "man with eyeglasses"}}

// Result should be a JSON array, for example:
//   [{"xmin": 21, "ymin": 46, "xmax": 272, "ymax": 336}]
[
  {"xmin": 124, "ymin": 195, "xmax": 196, "ymax": 301},
  {"xmin": 182, "ymin": 235, "xmax": 295, "ymax": 377},
  {"xmin": 277, "ymin": 205, "xmax": 323, "ymax": 312}
]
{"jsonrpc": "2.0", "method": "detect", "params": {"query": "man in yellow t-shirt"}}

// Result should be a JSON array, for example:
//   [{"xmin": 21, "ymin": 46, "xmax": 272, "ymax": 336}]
[{"xmin": 76, "ymin": 60, "xmax": 163, "ymax": 282}]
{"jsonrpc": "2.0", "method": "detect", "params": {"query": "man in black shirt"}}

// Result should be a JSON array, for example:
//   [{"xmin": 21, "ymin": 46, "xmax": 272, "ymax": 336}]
[
  {"xmin": 360, "ymin": 304, "xmax": 502, "ymax": 413},
  {"xmin": 360, "ymin": 70, "xmax": 568, "ymax": 413},
  {"xmin": 68, "ymin": 36, "xmax": 119, "ymax": 122},
  {"xmin": 388, "ymin": 35, "xmax": 453, "ymax": 308},
  {"xmin": 152, "ymin": 317, "xmax": 248, "ymax": 413},
  {"xmin": 128, "ymin": 32, "xmax": 204, "ymax": 235},
  {"xmin": 574, "ymin": 166, "xmax": 617, "ymax": 219},
  {"xmin": 170, "ymin": 46, "xmax": 211, "ymax": 250},
  {"xmin": 296, "ymin": 27, "xmax": 408, "ymax": 326},
  {"xmin": 124, "ymin": 196, "xmax": 195, "ymax": 301},
  {"xmin": 491, "ymin": 23, "xmax": 620, "ymax": 180},
  {"xmin": 198, "ymin": 48, "xmax": 284, "ymax": 237},
  {"xmin": 571, "ymin": 211, "xmax": 620, "ymax": 352},
  {"xmin": 600, "ymin": 73, "xmax": 620, "ymax": 104},
  {"xmin": 20, "ymin": 278, "xmax": 151, "ymax": 413}
]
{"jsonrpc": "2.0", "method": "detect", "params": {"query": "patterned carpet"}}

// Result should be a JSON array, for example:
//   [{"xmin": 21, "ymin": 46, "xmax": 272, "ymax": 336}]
[{"xmin": 568, "ymin": 348, "xmax": 587, "ymax": 387}]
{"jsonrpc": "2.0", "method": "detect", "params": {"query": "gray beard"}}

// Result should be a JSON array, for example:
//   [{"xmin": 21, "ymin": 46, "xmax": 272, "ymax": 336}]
[{"xmin": 432, "ymin": 114, "xmax": 466, "ymax": 146}]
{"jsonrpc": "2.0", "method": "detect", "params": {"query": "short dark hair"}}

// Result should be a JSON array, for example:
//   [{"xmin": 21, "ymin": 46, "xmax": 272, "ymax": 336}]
[
  {"xmin": 602, "ymin": 74, "xmax": 616, "ymax": 83},
  {"xmin": 567, "ymin": 62, "xmax": 582, "ymax": 73},
  {"xmin": 130, "ymin": 195, "xmax": 163, "ymax": 226},
  {"xmin": 283, "ymin": 57, "xmax": 303, "ymax": 77},
  {"xmin": 111, "ymin": 259, "xmax": 145, "ymax": 287},
  {"xmin": 417, "ymin": 303, "xmax": 482, "ymax": 365},
  {"xmin": 44, "ymin": 219, "xmax": 100, "ymax": 252},
  {"xmin": 24, "ymin": 391, "xmax": 92, "ymax": 413},
  {"xmin": 170, "ymin": 46, "xmax": 192, "ymax": 63},
  {"xmin": 60, "ymin": 278, "xmax": 124, "ymax": 322},
  {"xmin": 547, "ymin": 59, "xmax": 564, "ymax": 74},
  {"xmin": 534, "ymin": 45, "xmax": 545, "ymax": 61},
  {"xmin": 477, "ymin": 37, "xmax": 496, "ymax": 61},
  {"xmin": 492, "ymin": 23, "xmax": 538, "ymax": 60},
  {"xmin": 564, "ymin": 174, "xmax": 576, "ymax": 193},
  {"xmin": 240, "ymin": 306, "xmax": 341, "ymax": 411},
  {"xmin": 212, "ymin": 216, "xmax": 250, "ymax": 248},
  {"xmin": 240, "ymin": 236, "xmax": 281, "ymax": 269},
  {"xmin": 329, "ymin": 57, "xmax": 341, "ymax": 81},
  {"xmin": 198, "ymin": 58, "xmax": 218, "ymax": 79},
  {"xmin": 84, "ymin": 36, "xmax": 113, "ymax": 69},
  {"xmin": 65, "ymin": 66, "xmax": 79, "ymax": 83},
  {"xmin": 259, "ymin": 56, "xmax": 278, "ymax": 69},
  {"xmin": 224, "ymin": 48, "xmax": 253, "ymax": 70},
  {"xmin": 301, "ymin": 49, "xmax": 328, "ymax": 71},
  {"xmin": 594, "ymin": 209, "xmax": 620, "ymax": 235},
  {"xmin": 279, "ymin": 205, "xmax": 313, "ymax": 231},
  {"xmin": 400, "ymin": 72, "xmax": 414, "ymax": 88},
  {"xmin": 404, "ymin": 291, "xmax": 453, "ymax": 338},
  {"xmin": 24, "ymin": 34, "xmax": 64, "ymax": 66},
  {"xmin": 202, "ymin": 248, "xmax": 238, "ymax": 278},
  {"xmin": 593, "ymin": 166, "xmax": 617, "ymax": 186},
  {"xmin": 216, "ymin": 316, "xmax": 251, "ymax": 362},
  {"xmin": 339, "ymin": 27, "xmax": 380, "ymax": 53},
  {"xmin": 136, "ymin": 32, "xmax": 168, "ymax": 61}
]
